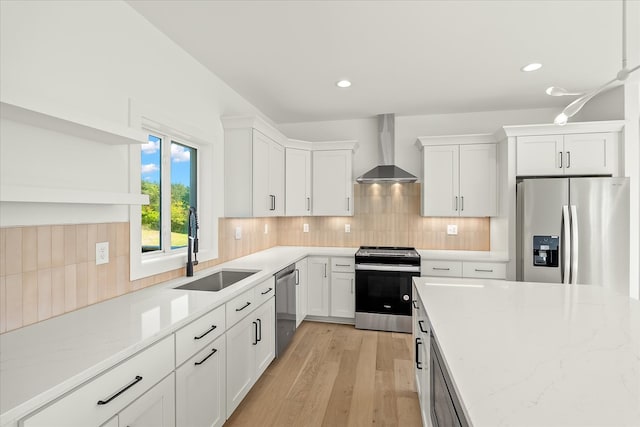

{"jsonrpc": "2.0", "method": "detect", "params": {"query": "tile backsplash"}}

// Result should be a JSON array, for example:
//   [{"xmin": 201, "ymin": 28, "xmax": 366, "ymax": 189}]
[{"xmin": 0, "ymin": 183, "xmax": 489, "ymax": 333}]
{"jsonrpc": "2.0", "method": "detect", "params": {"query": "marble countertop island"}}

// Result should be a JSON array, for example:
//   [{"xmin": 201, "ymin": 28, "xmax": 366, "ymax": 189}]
[{"xmin": 414, "ymin": 277, "xmax": 640, "ymax": 426}]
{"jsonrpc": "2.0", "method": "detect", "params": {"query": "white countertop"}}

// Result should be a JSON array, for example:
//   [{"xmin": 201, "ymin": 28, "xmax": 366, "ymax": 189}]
[
  {"xmin": 414, "ymin": 277, "xmax": 640, "ymax": 426},
  {"xmin": 0, "ymin": 246, "xmax": 356, "ymax": 425}
]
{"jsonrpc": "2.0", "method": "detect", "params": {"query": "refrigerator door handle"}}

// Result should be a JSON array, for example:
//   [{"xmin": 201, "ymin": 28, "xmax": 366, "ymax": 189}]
[
  {"xmin": 562, "ymin": 205, "xmax": 571, "ymax": 284},
  {"xmin": 570, "ymin": 205, "xmax": 579, "ymax": 284}
]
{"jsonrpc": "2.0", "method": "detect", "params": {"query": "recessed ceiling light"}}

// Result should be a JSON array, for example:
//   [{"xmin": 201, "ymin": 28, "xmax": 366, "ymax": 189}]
[
  {"xmin": 521, "ymin": 63, "xmax": 542, "ymax": 72},
  {"xmin": 336, "ymin": 80, "xmax": 352, "ymax": 88}
]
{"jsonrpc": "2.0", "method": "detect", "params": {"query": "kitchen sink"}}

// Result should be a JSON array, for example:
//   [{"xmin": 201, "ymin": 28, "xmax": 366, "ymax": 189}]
[{"xmin": 174, "ymin": 269, "xmax": 259, "ymax": 292}]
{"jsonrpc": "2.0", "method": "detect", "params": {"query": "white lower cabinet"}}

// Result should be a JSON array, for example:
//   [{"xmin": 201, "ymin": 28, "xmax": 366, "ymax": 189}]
[
  {"xmin": 295, "ymin": 258, "xmax": 308, "ymax": 327},
  {"xmin": 176, "ymin": 335, "xmax": 226, "ymax": 427},
  {"xmin": 330, "ymin": 272, "xmax": 355, "ymax": 318},
  {"xmin": 118, "ymin": 374, "xmax": 175, "ymax": 427},
  {"xmin": 226, "ymin": 297, "xmax": 275, "ymax": 418},
  {"xmin": 307, "ymin": 257, "xmax": 329, "ymax": 316},
  {"xmin": 412, "ymin": 287, "xmax": 431, "ymax": 426}
]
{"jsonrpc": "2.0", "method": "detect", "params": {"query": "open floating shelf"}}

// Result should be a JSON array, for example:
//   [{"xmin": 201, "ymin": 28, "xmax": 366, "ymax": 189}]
[
  {"xmin": 0, "ymin": 99, "xmax": 147, "ymax": 145},
  {"xmin": 0, "ymin": 185, "xmax": 149, "ymax": 205}
]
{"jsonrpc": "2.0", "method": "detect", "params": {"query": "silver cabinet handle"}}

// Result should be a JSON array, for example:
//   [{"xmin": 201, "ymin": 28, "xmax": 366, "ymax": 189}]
[
  {"xmin": 295, "ymin": 268, "xmax": 300, "ymax": 285},
  {"xmin": 566, "ymin": 151, "xmax": 571, "ymax": 168},
  {"xmin": 306, "ymin": 197, "xmax": 311, "ymax": 211},
  {"xmin": 335, "ymin": 264, "xmax": 351, "ymax": 267},
  {"xmin": 454, "ymin": 196, "xmax": 458, "ymax": 211},
  {"xmin": 474, "ymin": 268, "xmax": 493, "ymax": 273},
  {"xmin": 194, "ymin": 348, "xmax": 217, "ymax": 366},
  {"xmin": 432, "ymin": 267, "xmax": 450, "ymax": 271},
  {"xmin": 269, "ymin": 195, "xmax": 276, "ymax": 211},
  {"xmin": 324, "ymin": 263, "xmax": 327, "ymax": 278},
  {"xmin": 461, "ymin": 196, "xmax": 464, "ymax": 211},
  {"xmin": 97, "ymin": 376, "xmax": 143, "ymax": 405},
  {"xmin": 347, "ymin": 197, "xmax": 350, "ymax": 211},
  {"xmin": 559, "ymin": 152, "xmax": 563, "ymax": 168}
]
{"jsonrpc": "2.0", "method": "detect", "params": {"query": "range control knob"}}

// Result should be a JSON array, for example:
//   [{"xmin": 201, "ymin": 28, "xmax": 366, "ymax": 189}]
[{"xmin": 402, "ymin": 294, "xmax": 410, "ymax": 301}]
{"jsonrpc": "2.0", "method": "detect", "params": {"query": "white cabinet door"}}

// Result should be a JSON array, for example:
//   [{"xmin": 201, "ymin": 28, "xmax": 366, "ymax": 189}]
[
  {"xmin": 254, "ymin": 298, "xmax": 276, "ymax": 378},
  {"xmin": 516, "ymin": 135, "xmax": 564, "ymax": 176},
  {"xmin": 118, "ymin": 374, "xmax": 175, "ymax": 427},
  {"xmin": 175, "ymin": 335, "xmax": 226, "ymax": 427},
  {"xmin": 307, "ymin": 257, "xmax": 329, "ymax": 316},
  {"xmin": 295, "ymin": 258, "xmax": 308, "ymax": 327},
  {"xmin": 563, "ymin": 132, "xmax": 616, "ymax": 176},
  {"xmin": 226, "ymin": 316, "xmax": 256, "ymax": 416},
  {"xmin": 252, "ymin": 130, "xmax": 272, "ymax": 217},
  {"xmin": 312, "ymin": 150, "xmax": 353, "ymax": 216},
  {"xmin": 459, "ymin": 143, "xmax": 496, "ymax": 217},
  {"xmin": 286, "ymin": 148, "xmax": 311, "ymax": 216},
  {"xmin": 422, "ymin": 145, "xmax": 459, "ymax": 216},
  {"xmin": 269, "ymin": 141, "xmax": 285, "ymax": 216},
  {"xmin": 330, "ymin": 272, "xmax": 355, "ymax": 318}
]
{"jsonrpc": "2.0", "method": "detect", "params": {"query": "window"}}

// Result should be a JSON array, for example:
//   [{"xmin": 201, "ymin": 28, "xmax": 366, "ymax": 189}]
[{"xmin": 140, "ymin": 132, "xmax": 197, "ymax": 254}]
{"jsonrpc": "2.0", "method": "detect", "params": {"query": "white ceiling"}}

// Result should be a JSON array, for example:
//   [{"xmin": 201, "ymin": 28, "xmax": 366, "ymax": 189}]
[{"xmin": 126, "ymin": 0, "xmax": 627, "ymax": 124}]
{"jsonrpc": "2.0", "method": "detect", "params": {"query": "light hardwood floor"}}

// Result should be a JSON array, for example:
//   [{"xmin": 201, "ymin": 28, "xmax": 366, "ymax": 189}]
[{"xmin": 225, "ymin": 321, "xmax": 422, "ymax": 427}]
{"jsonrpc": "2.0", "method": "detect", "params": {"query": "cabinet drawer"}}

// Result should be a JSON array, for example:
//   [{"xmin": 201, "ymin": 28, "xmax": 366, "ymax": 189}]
[
  {"xmin": 22, "ymin": 336, "xmax": 174, "ymax": 427},
  {"xmin": 462, "ymin": 262, "xmax": 506, "ymax": 279},
  {"xmin": 175, "ymin": 304, "xmax": 226, "ymax": 366},
  {"xmin": 421, "ymin": 260, "xmax": 462, "ymax": 277},
  {"xmin": 331, "ymin": 257, "xmax": 355, "ymax": 272},
  {"xmin": 226, "ymin": 287, "xmax": 256, "ymax": 328},
  {"xmin": 254, "ymin": 277, "xmax": 275, "ymax": 306}
]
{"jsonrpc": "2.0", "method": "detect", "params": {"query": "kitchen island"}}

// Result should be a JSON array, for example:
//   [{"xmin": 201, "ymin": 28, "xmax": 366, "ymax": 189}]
[{"xmin": 413, "ymin": 277, "xmax": 640, "ymax": 426}]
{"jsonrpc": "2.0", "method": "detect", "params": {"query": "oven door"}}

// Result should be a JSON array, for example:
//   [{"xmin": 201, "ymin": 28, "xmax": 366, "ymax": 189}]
[{"xmin": 355, "ymin": 265, "xmax": 417, "ymax": 316}]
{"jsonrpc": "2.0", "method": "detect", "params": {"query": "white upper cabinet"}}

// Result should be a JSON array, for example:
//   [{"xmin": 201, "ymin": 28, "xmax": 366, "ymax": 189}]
[
  {"xmin": 223, "ymin": 117, "xmax": 285, "ymax": 217},
  {"xmin": 516, "ymin": 132, "xmax": 617, "ymax": 176},
  {"xmin": 418, "ymin": 134, "xmax": 497, "ymax": 217},
  {"xmin": 285, "ymin": 147, "xmax": 312, "ymax": 216},
  {"xmin": 312, "ymin": 150, "xmax": 353, "ymax": 216}
]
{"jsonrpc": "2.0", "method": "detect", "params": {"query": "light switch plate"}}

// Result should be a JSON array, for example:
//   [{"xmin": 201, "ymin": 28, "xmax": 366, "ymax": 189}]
[
  {"xmin": 235, "ymin": 226, "xmax": 242, "ymax": 240},
  {"xmin": 345, "ymin": 224, "xmax": 351, "ymax": 233},
  {"xmin": 303, "ymin": 223, "xmax": 309, "ymax": 233},
  {"xmin": 96, "ymin": 242, "xmax": 109, "ymax": 265},
  {"xmin": 447, "ymin": 224, "xmax": 458, "ymax": 235}
]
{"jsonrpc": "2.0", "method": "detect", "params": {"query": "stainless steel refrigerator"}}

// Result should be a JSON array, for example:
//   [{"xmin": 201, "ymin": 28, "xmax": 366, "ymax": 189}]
[{"xmin": 517, "ymin": 177, "xmax": 629, "ymax": 293}]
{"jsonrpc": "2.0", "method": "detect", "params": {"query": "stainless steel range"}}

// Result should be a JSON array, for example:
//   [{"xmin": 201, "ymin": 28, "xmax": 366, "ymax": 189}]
[{"xmin": 355, "ymin": 246, "xmax": 420, "ymax": 333}]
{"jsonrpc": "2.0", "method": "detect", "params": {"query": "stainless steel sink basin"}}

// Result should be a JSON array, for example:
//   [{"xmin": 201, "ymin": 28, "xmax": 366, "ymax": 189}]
[{"xmin": 174, "ymin": 269, "xmax": 259, "ymax": 292}]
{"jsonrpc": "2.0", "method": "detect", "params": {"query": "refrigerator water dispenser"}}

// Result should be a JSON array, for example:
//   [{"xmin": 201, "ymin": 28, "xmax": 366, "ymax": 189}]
[{"xmin": 532, "ymin": 236, "xmax": 559, "ymax": 267}]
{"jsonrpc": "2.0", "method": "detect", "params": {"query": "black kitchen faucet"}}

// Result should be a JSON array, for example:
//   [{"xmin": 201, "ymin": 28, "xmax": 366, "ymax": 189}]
[{"xmin": 186, "ymin": 206, "xmax": 199, "ymax": 276}]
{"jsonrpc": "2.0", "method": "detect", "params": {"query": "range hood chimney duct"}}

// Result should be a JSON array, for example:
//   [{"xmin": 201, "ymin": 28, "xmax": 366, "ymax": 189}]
[{"xmin": 356, "ymin": 114, "xmax": 418, "ymax": 183}]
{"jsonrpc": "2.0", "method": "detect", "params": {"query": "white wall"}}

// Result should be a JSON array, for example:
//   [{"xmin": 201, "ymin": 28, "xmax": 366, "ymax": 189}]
[
  {"xmin": 279, "ymin": 107, "xmax": 559, "ymax": 180},
  {"xmin": 0, "ymin": 0, "xmax": 262, "ymax": 226}
]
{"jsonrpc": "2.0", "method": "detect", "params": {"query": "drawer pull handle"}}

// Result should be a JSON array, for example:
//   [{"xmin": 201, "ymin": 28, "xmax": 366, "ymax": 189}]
[
  {"xmin": 236, "ymin": 301, "xmax": 251, "ymax": 312},
  {"xmin": 432, "ymin": 267, "xmax": 450, "ymax": 271},
  {"xmin": 194, "ymin": 325, "xmax": 217, "ymax": 340},
  {"xmin": 261, "ymin": 287, "xmax": 273, "ymax": 295},
  {"xmin": 418, "ymin": 320, "xmax": 428, "ymax": 334},
  {"xmin": 335, "ymin": 264, "xmax": 352, "ymax": 267},
  {"xmin": 475, "ymin": 268, "xmax": 494, "ymax": 273},
  {"xmin": 194, "ymin": 348, "xmax": 218, "ymax": 366},
  {"xmin": 97, "ymin": 375, "xmax": 143, "ymax": 405}
]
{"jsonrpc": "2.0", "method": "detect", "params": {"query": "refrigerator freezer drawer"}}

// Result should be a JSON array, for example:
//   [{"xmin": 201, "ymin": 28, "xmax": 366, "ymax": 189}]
[{"xmin": 463, "ymin": 262, "xmax": 506, "ymax": 279}]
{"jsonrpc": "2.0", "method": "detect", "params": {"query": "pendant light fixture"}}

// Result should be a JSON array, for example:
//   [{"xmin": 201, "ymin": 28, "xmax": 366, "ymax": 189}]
[{"xmin": 551, "ymin": 0, "xmax": 639, "ymax": 125}]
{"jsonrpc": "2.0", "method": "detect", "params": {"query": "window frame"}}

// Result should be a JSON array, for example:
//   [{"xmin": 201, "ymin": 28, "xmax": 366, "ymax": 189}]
[{"xmin": 129, "ymin": 100, "xmax": 218, "ymax": 280}]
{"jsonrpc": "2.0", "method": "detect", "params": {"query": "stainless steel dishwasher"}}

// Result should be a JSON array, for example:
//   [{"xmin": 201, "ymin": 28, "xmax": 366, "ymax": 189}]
[{"xmin": 275, "ymin": 264, "xmax": 297, "ymax": 357}]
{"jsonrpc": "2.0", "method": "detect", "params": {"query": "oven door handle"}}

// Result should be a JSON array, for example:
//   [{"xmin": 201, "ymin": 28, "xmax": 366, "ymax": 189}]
[{"xmin": 355, "ymin": 264, "xmax": 420, "ymax": 273}]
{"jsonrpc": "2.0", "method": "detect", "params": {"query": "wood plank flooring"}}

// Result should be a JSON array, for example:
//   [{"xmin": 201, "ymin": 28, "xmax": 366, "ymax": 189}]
[{"xmin": 225, "ymin": 321, "xmax": 422, "ymax": 427}]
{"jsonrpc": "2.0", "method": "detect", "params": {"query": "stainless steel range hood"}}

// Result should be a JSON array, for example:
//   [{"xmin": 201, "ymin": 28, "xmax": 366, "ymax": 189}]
[{"xmin": 356, "ymin": 114, "xmax": 417, "ymax": 183}]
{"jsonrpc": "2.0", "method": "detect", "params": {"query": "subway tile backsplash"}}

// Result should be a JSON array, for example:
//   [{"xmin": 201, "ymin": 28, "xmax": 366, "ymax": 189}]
[{"xmin": 0, "ymin": 184, "xmax": 489, "ymax": 333}]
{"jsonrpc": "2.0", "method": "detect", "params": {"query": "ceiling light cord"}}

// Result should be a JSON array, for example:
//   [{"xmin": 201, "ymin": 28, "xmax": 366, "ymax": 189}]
[{"xmin": 554, "ymin": 0, "xmax": 638, "ymax": 125}]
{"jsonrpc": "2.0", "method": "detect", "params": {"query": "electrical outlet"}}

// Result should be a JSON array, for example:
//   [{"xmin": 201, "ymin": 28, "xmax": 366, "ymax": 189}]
[
  {"xmin": 96, "ymin": 242, "xmax": 109, "ymax": 265},
  {"xmin": 235, "ymin": 226, "xmax": 242, "ymax": 240},
  {"xmin": 303, "ymin": 223, "xmax": 309, "ymax": 233},
  {"xmin": 264, "ymin": 223, "xmax": 269, "ymax": 234},
  {"xmin": 447, "ymin": 224, "xmax": 458, "ymax": 235},
  {"xmin": 345, "ymin": 224, "xmax": 351, "ymax": 233}
]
